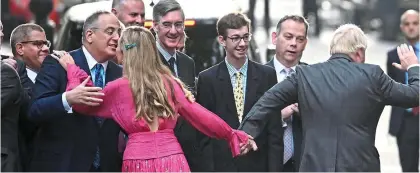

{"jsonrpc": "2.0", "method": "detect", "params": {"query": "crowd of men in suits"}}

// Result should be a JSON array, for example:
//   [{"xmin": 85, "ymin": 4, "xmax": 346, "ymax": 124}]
[{"xmin": 1, "ymin": 0, "xmax": 419, "ymax": 172}]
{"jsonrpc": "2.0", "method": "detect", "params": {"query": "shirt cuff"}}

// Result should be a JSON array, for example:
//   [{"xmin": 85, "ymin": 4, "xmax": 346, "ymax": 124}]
[
  {"xmin": 62, "ymin": 92, "xmax": 73, "ymax": 113},
  {"xmin": 282, "ymin": 118, "xmax": 287, "ymax": 127},
  {"xmin": 407, "ymin": 64, "xmax": 420, "ymax": 70}
]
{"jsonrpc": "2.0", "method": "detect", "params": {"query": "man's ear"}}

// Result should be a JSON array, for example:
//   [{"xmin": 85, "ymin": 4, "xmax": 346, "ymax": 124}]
[
  {"xmin": 15, "ymin": 43, "xmax": 24, "ymax": 56},
  {"xmin": 85, "ymin": 30, "xmax": 94, "ymax": 44},
  {"xmin": 218, "ymin": 35, "xmax": 226, "ymax": 47},
  {"xmin": 111, "ymin": 8, "xmax": 118, "ymax": 15}
]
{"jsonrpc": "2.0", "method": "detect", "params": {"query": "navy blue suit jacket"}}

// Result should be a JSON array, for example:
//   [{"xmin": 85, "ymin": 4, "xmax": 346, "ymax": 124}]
[{"xmin": 28, "ymin": 48, "xmax": 122, "ymax": 171}]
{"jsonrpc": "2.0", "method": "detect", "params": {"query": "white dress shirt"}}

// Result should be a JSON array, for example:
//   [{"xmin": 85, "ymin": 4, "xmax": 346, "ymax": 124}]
[
  {"xmin": 62, "ymin": 46, "xmax": 108, "ymax": 113},
  {"xmin": 26, "ymin": 68, "xmax": 38, "ymax": 83}
]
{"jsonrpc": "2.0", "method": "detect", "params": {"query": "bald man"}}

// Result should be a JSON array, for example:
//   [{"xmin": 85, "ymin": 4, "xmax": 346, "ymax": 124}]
[
  {"xmin": 111, "ymin": 0, "xmax": 145, "ymax": 27},
  {"xmin": 386, "ymin": 9, "xmax": 419, "ymax": 172}
]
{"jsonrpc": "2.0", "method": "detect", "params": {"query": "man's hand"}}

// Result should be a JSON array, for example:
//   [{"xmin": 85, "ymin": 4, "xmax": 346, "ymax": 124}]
[
  {"xmin": 2, "ymin": 58, "xmax": 17, "ymax": 70},
  {"xmin": 240, "ymin": 134, "xmax": 258, "ymax": 155},
  {"xmin": 393, "ymin": 44, "xmax": 419, "ymax": 71},
  {"xmin": 51, "ymin": 51, "xmax": 75, "ymax": 71},
  {"xmin": 281, "ymin": 104, "xmax": 298, "ymax": 119},
  {"xmin": 66, "ymin": 76, "xmax": 104, "ymax": 106}
]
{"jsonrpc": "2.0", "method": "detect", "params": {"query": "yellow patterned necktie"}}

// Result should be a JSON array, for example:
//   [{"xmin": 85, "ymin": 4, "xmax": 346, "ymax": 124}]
[{"xmin": 234, "ymin": 72, "xmax": 244, "ymax": 122}]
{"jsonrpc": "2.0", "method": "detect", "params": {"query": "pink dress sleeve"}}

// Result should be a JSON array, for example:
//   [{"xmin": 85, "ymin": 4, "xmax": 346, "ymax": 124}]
[
  {"xmin": 168, "ymin": 77, "xmax": 249, "ymax": 157},
  {"xmin": 65, "ymin": 64, "xmax": 114, "ymax": 118}
]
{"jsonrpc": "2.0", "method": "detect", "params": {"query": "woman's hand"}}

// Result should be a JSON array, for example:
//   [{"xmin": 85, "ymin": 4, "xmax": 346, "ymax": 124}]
[{"xmin": 51, "ymin": 50, "xmax": 75, "ymax": 71}]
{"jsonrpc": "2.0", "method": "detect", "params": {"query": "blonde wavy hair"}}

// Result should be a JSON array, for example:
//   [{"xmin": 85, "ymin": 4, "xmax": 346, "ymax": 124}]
[
  {"xmin": 119, "ymin": 26, "xmax": 186, "ymax": 122},
  {"xmin": 330, "ymin": 24, "xmax": 368, "ymax": 55}
]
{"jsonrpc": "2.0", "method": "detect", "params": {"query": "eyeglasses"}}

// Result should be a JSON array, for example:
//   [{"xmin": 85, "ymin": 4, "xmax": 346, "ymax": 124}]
[
  {"xmin": 20, "ymin": 40, "xmax": 51, "ymax": 49},
  {"xmin": 226, "ymin": 34, "xmax": 252, "ymax": 44},
  {"xmin": 91, "ymin": 27, "xmax": 122, "ymax": 36},
  {"xmin": 160, "ymin": 21, "xmax": 184, "ymax": 31}
]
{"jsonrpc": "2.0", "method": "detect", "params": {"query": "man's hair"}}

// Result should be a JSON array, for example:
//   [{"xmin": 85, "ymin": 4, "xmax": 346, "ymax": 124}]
[
  {"xmin": 10, "ymin": 23, "xmax": 45, "ymax": 56},
  {"xmin": 330, "ymin": 24, "xmax": 367, "ymax": 55},
  {"xmin": 275, "ymin": 15, "xmax": 309, "ymax": 37},
  {"xmin": 112, "ymin": 0, "xmax": 143, "ymax": 9},
  {"xmin": 216, "ymin": 12, "xmax": 251, "ymax": 38},
  {"xmin": 152, "ymin": 0, "xmax": 185, "ymax": 22},
  {"xmin": 82, "ymin": 10, "xmax": 112, "ymax": 42},
  {"xmin": 400, "ymin": 9, "xmax": 419, "ymax": 25}
]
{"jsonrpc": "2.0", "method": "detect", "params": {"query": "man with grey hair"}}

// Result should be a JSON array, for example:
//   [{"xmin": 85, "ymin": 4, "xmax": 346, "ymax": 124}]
[
  {"xmin": 111, "ymin": 0, "xmax": 145, "ymax": 27},
  {"xmin": 386, "ymin": 9, "xmax": 419, "ymax": 172},
  {"xmin": 29, "ymin": 10, "xmax": 122, "ymax": 172},
  {"xmin": 152, "ymin": 0, "xmax": 200, "ymax": 171},
  {"xmin": 239, "ymin": 24, "xmax": 420, "ymax": 171}
]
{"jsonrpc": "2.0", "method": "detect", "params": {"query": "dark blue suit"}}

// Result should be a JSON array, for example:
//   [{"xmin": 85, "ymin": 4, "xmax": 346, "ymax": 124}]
[{"xmin": 28, "ymin": 48, "xmax": 122, "ymax": 171}]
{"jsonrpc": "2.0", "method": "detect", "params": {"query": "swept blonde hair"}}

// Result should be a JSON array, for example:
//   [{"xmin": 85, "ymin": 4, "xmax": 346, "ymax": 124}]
[
  {"xmin": 330, "ymin": 24, "xmax": 368, "ymax": 55},
  {"xmin": 119, "ymin": 26, "xmax": 185, "ymax": 123}
]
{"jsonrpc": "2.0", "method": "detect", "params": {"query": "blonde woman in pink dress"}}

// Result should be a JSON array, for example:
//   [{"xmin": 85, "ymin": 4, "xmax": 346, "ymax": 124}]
[{"xmin": 51, "ymin": 26, "xmax": 257, "ymax": 172}]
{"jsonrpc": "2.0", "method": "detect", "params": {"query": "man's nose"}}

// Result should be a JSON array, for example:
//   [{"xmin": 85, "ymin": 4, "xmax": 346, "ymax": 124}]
[{"xmin": 135, "ymin": 17, "xmax": 144, "ymax": 25}]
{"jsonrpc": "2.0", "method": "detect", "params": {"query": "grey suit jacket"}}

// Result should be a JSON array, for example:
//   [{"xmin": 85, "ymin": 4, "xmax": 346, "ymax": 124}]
[
  {"xmin": 1, "ymin": 62, "xmax": 23, "ymax": 172},
  {"xmin": 240, "ymin": 54, "xmax": 420, "ymax": 172}
]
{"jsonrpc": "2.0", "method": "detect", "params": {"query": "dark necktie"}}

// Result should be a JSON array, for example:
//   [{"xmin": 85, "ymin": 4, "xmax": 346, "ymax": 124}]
[
  {"xmin": 92, "ymin": 64, "xmax": 104, "ymax": 169},
  {"xmin": 168, "ymin": 57, "xmax": 176, "ymax": 76},
  {"xmin": 93, "ymin": 64, "xmax": 104, "ymax": 125}
]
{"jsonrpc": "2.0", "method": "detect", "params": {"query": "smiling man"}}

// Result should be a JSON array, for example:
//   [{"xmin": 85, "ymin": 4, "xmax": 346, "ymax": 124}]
[
  {"xmin": 29, "ymin": 11, "xmax": 123, "ymax": 172},
  {"xmin": 196, "ymin": 12, "xmax": 280, "ymax": 172},
  {"xmin": 152, "ymin": 0, "xmax": 199, "ymax": 171},
  {"xmin": 112, "ymin": 0, "xmax": 145, "ymax": 27}
]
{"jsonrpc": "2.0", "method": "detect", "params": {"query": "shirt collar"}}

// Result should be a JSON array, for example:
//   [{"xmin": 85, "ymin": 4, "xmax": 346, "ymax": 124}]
[
  {"xmin": 273, "ymin": 55, "xmax": 296, "ymax": 73},
  {"xmin": 414, "ymin": 41, "xmax": 420, "ymax": 51},
  {"xmin": 156, "ymin": 41, "xmax": 177, "ymax": 62},
  {"xmin": 225, "ymin": 58, "xmax": 248, "ymax": 78},
  {"xmin": 26, "ymin": 68, "xmax": 37, "ymax": 83},
  {"xmin": 82, "ymin": 46, "xmax": 108, "ymax": 71}
]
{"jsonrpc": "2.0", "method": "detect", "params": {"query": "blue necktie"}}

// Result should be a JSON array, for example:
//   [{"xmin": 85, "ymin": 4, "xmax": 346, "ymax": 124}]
[
  {"xmin": 282, "ymin": 68, "xmax": 294, "ymax": 163},
  {"xmin": 92, "ymin": 64, "xmax": 104, "ymax": 169}
]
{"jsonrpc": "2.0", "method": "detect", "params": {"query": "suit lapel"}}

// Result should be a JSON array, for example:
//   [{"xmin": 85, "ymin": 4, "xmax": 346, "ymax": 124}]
[
  {"xmin": 105, "ymin": 62, "xmax": 121, "ymax": 84},
  {"xmin": 72, "ymin": 48, "xmax": 91, "ymax": 76},
  {"xmin": 176, "ymin": 52, "xmax": 188, "ymax": 82},
  {"xmin": 159, "ymin": 52, "xmax": 171, "ymax": 71},
  {"xmin": 266, "ymin": 59, "xmax": 275, "ymax": 68},
  {"xmin": 243, "ymin": 61, "xmax": 259, "ymax": 117},
  {"xmin": 217, "ymin": 61, "xmax": 238, "ymax": 118}
]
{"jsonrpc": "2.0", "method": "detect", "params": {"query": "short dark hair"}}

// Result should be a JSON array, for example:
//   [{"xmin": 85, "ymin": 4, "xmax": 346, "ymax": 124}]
[
  {"xmin": 10, "ymin": 23, "xmax": 45, "ymax": 56},
  {"xmin": 82, "ymin": 10, "xmax": 113, "ymax": 41},
  {"xmin": 275, "ymin": 15, "xmax": 309, "ymax": 37},
  {"xmin": 153, "ymin": 0, "xmax": 185, "ymax": 22},
  {"xmin": 217, "ymin": 12, "xmax": 251, "ymax": 38}
]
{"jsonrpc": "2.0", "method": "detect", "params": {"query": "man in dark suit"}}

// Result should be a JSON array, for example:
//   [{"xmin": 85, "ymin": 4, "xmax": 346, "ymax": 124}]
[
  {"xmin": 239, "ymin": 24, "xmax": 419, "ymax": 172},
  {"xmin": 386, "ymin": 9, "xmax": 419, "ymax": 172},
  {"xmin": 152, "ymin": 0, "xmax": 199, "ymax": 171},
  {"xmin": 29, "ymin": 11, "xmax": 123, "ymax": 172},
  {"xmin": 1, "ymin": 62, "xmax": 24, "ymax": 172},
  {"xmin": 196, "ymin": 12, "xmax": 281, "ymax": 172},
  {"xmin": 265, "ymin": 15, "xmax": 309, "ymax": 172},
  {"xmin": 8, "ymin": 23, "xmax": 50, "ymax": 170}
]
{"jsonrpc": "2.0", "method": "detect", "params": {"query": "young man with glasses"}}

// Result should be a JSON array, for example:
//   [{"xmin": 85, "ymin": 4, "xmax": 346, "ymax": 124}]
[{"xmin": 196, "ymin": 12, "xmax": 282, "ymax": 172}]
